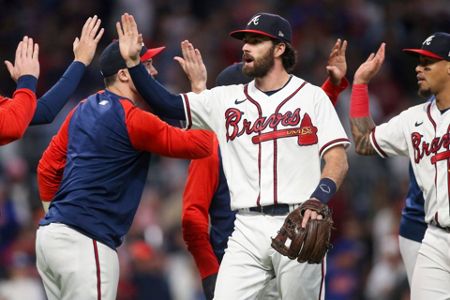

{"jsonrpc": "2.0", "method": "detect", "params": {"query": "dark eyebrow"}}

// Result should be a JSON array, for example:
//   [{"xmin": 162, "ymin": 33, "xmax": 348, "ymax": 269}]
[{"xmin": 418, "ymin": 57, "xmax": 440, "ymax": 66}]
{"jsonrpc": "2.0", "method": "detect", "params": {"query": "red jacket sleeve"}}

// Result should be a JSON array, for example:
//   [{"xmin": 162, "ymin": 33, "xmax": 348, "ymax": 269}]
[
  {"xmin": 37, "ymin": 109, "xmax": 74, "ymax": 202},
  {"xmin": 122, "ymin": 100, "xmax": 213, "ymax": 159},
  {"xmin": 321, "ymin": 77, "xmax": 349, "ymax": 106},
  {"xmin": 0, "ymin": 88, "xmax": 37, "ymax": 145},
  {"xmin": 182, "ymin": 134, "xmax": 221, "ymax": 279}
]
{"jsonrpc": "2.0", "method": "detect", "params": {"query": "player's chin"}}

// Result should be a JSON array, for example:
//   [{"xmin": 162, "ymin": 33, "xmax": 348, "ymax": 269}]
[{"xmin": 417, "ymin": 85, "xmax": 432, "ymax": 98}]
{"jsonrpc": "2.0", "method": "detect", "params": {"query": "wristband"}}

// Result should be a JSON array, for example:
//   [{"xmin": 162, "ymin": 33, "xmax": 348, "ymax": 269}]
[
  {"xmin": 17, "ymin": 75, "xmax": 38, "ymax": 93},
  {"xmin": 310, "ymin": 178, "xmax": 337, "ymax": 204},
  {"xmin": 350, "ymin": 84, "xmax": 369, "ymax": 118}
]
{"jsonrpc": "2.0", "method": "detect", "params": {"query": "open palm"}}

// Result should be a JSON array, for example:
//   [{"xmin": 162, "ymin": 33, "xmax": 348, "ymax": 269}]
[{"xmin": 117, "ymin": 13, "xmax": 142, "ymax": 67}]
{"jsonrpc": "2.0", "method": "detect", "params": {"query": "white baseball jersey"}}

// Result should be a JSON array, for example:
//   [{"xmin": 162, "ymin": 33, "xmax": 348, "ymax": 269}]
[
  {"xmin": 182, "ymin": 75, "xmax": 350, "ymax": 210},
  {"xmin": 371, "ymin": 98, "xmax": 450, "ymax": 227}
]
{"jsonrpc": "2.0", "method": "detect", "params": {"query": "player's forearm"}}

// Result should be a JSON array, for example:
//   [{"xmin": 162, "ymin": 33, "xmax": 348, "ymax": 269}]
[
  {"xmin": 349, "ymin": 83, "xmax": 377, "ymax": 155},
  {"xmin": 31, "ymin": 61, "xmax": 86, "ymax": 125},
  {"xmin": 128, "ymin": 63, "xmax": 186, "ymax": 120},
  {"xmin": 0, "ymin": 76, "xmax": 37, "ymax": 144},
  {"xmin": 37, "ymin": 160, "xmax": 62, "ymax": 203},
  {"xmin": 350, "ymin": 117, "xmax": 377, "ymax": 155},
  {"xmin": 321, "ymin": 77, "xmax": 349, "ymax": 106},
  {"xmin": 128, "ymin": 111, "xmax": 213, "ymax": 159},
  {"xmin": 321, "ymin": 146, "xmax": 348, "ymax": 189}
]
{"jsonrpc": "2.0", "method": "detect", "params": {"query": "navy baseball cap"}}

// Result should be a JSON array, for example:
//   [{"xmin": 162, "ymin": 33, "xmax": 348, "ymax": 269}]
[
  {"xmin": 403, "ymin": 32, "xmax": 450, "ymax": 61},
  {"xmin": 100, "ymin": 40, "xmax": 166, "ymax": 77},
  {"xmin": 215, "ymin": 62, "xmax": 252, "ymax": 86},
  {"xmin": 230, "ymin": 13, "xmax": 292, "ymax": 44}
]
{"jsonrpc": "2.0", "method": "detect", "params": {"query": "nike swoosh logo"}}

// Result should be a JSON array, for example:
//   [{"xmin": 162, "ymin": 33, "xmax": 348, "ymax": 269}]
[
  {"xmin": 415, "ymin": 121, "xmax": 423, "ymax": 127},
  {"xmin": 234, "ymin": 98, "xmax": 247, "ymax": 105}
]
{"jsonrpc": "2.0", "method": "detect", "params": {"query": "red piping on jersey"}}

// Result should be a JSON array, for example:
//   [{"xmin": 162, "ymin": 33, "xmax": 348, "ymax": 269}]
[
  {"xmin": 318, "ymin": 259, "xmax": 325, "ymax": 300},
  {"xmin": 244, "ymin": 84, "xmax": 262, "ymax": 206},
  {"xmin": 272, "ymin": 81, "xmax": 308, "ymax": 204},
  {"xmin": 244, "ymin": 81, "xmax": 307, "ymax": 206},
  {"xmin": 447, "ymin": 125, "xmax": 450, "ymax": 219},
  {"xmin": 426, "ymin": 103, "xmax": 438, "ymax": 192},
  {"xmin": 93, "ymin": 240, "xmax": 101, "ymax": 300},
  {"xmin": 370, "ymin": 128, "xmax": 387, "ymax": 158},
  {"xmin": 426, "ymin": 103, "xmax": 437, "ymax": 129},
  {"xmin": 319, "ymin": 138, "xmax": 351, "ymax": 157},
  {"xmin": 182, "ymin": 94, "xmax": 193, "ymax": 129}
]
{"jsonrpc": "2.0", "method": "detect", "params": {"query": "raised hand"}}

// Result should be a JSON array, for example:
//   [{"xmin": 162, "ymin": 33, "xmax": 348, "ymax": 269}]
[
  {"xmin": 117, "ymin": 13, "xmax": 142, "ymax": 68},
  {"xmin": 5, "ymin": 36, "xmax": 39, "ymax": 82},
  {"xmin": 326, "ymin": 39, "xmax": 347, "ymax": 86},
  {"xmin": 174, "ymin": 40, "xmax": 207, "ymax": 93},
  {"xmin": 353, "ymin": 43, "xmax": 386, "ymax": 85},
  {"xmin": 73, "ymin": 15, "xmax": 104, "ymax": 66}
]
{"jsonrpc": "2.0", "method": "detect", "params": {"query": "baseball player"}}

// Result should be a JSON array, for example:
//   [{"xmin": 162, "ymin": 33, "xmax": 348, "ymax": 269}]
[
  {"xmin": 35, "ymin": 37, "xmax": 212, "ymax": 300},
  {"xmin": 348, "ymin": 32, "xmax": 450, "ymax": 299},
  {"xmin": 181, "ymin": 39, "xmax": 349, "ymax": 300},
  {"xmin": 120, "ymin": 12, "xmax": 350, "ymax": 299},
  {"xmin": 0, "ymin": 16, "xmax": 103, "ymax": 144}
]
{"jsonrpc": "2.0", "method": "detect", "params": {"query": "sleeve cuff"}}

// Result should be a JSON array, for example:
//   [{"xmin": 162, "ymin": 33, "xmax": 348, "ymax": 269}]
[
  {"xmin": 323, "ymin": 77, "xmax": 349, "ymax": 93},
  {"xmin": 67, "ymin": 61, "xmax": 86, "ymax": 74},
  {"xmin": 128, "ymin": 62, "xmax": 146, "ymax": 75},
  {"xmin": 17, "ymin": 75, "xmax": 38, "ymax": 92}
]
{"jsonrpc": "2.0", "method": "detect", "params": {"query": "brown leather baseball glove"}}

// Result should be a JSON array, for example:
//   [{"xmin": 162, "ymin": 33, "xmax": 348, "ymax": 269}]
[{"xmin": 271, "ymin": 199, "xmax": 333, "ymax": 264}]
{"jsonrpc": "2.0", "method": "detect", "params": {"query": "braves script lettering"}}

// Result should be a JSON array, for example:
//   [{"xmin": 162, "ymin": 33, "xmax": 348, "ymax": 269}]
[
  {"xmin": 412, "ymin": 132, "xmax": 450, "ymax": 163},
  {"xmin": 225, "ymin": 108, "xmax": 302, "ymax": 141}
]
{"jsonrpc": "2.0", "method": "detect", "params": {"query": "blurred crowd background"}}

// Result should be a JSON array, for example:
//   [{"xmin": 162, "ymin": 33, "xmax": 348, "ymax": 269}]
[{"xmin": 0, "ymin": 0, "xmax": 449, "ymax": 299}]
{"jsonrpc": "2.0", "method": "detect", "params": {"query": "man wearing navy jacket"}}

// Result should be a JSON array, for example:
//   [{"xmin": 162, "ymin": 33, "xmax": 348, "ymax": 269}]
[{"xmin": 35, "ymin": 33, "xmax": 212, "ymax": 300}]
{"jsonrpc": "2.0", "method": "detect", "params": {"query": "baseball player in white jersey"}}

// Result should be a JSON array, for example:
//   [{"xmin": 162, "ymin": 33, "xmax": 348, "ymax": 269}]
[
  {"xmin": 348, "ymin": 32, "xmax": 450, "ymax": 299},
  {"xmin": 119, "ymin": 13, "xmax": 349, "ymax": 299}
]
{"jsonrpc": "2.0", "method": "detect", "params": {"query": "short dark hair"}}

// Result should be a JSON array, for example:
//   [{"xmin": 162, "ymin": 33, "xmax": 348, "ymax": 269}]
[
  {"xmin": 103, "ymin": 74, "xmax": 118, "ymax": 87},
  {"xmin": 280, "ymin": 42, "xmax": 297, "ymax": 72}
]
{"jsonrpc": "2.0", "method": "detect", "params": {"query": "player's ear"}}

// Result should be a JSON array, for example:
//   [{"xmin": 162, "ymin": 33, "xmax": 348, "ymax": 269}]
[
  {"xmin": 117, "ymin": 68, "xmax": 130, "ymax": 82},
  {"xmin": 274, "ymin": 42, "xmax": 286, "ymax": 58}
]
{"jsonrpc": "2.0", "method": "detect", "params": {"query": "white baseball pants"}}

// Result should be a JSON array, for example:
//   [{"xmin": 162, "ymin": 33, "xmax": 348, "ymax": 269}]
[
  {"xmin": 214, "ymin": 212, "xmax": 325, "ymax": 300},
  {"xmin": 36, "ymin": 223, "xmax": 119, "ymax": 300}
]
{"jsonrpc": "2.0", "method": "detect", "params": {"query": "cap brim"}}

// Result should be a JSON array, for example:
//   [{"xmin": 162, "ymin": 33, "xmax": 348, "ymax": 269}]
[
  {"xmin": 140, "ymin": 46, "xmax": 166, "ymax": 62},
  {"xmin": 402, "ymin": 48, "xmax": 444, "ymax": 60},
  {"xmin": 229, "ymin": 29, "xmax": 279, "ymax": 41}
]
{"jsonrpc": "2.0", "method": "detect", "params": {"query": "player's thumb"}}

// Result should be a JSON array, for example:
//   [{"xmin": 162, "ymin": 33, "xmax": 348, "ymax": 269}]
[
  {"xmin": 173, "ymin": 57, "xmax": 185, "ymax": 68},
  {"xmin": 4, "ymin": 60, "xmax": 17, "ymax": 82},
  {"xmin": 326, "ymin": 66, "xmax": 337, "ymax": 73},
  {"xmin": 4, "ymin": 60, "xmax": 14, "ymax": 75},
  {"xmin": 73, "ymin": 37, "xmax": 79, "ymax": 51}
]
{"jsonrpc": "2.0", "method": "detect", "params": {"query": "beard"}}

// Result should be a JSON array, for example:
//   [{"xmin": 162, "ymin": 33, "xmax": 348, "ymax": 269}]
[
  {"xmin": 418, "ymin": 87, "xmax": 432, "ymax": 98},
  {"xmin": 242, "ymin": 46, "xmax": 275, "ymax": 78}
]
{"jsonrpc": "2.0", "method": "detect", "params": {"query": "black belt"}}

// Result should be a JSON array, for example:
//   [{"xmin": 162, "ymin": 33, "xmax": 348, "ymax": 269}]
[{"xmin": 241, "ymin": 204, "xmax": 299, "ymax": 216}]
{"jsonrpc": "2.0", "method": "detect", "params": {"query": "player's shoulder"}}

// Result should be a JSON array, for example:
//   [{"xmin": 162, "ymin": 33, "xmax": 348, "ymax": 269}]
[
  {"xmin": 187, "ymin": 84, "xmax": 245, "ymax": 103},
  {"xmin": 290, "ymin": 75, "xmax": 322, "ymax": 93},
  {"xmin": 211, "ymin": 83, "xmax": 246, "ymax": 93},
  {"xmin": 401, "ymin": 101, "xmax": 429, "ymax": 117}
]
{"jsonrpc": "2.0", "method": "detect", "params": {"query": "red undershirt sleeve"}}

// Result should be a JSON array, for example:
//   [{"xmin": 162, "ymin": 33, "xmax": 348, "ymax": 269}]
[
  {"xmin": 37, "ymin": 109, "xmax": 74, "ymax": 202},
  {"xmin": 122, "ymin": 100, "xmax": 213, "ymax": 159},
  {"xmin": 320, "ymin": 77, "xmax": 349, "ymax": 106},
  {"xmin": 182, "ymin": 135, "xmax": 221, "ymax": 279},
  {"xmin": 0, "ymin": 88, "xmax": 37, "ymax": 145}
]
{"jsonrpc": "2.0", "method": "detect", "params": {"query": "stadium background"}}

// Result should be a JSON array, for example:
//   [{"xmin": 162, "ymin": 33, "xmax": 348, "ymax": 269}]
[{"xmin": 0, "ymin": 0, "xmax": 448, "ymax": 299}]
